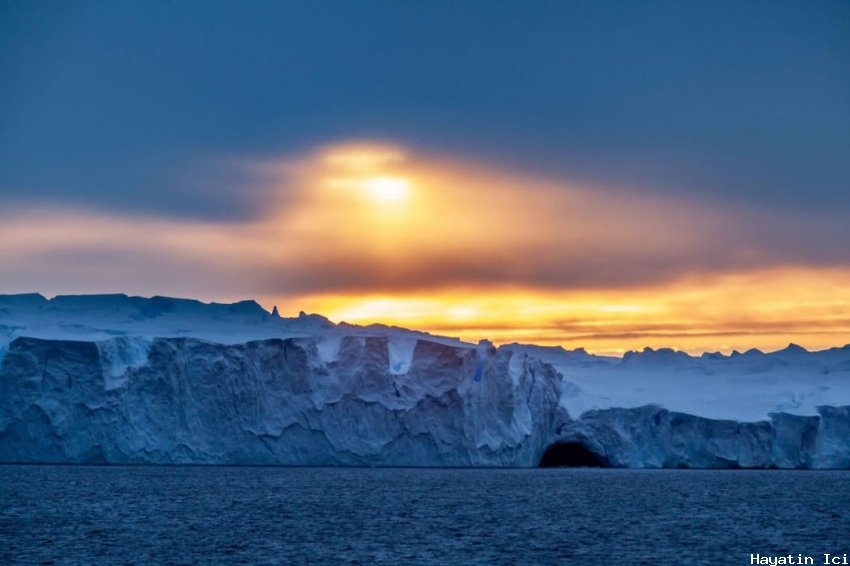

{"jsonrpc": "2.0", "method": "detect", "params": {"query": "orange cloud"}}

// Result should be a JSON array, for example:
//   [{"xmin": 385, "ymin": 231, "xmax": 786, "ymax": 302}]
[
  {"xmin": 254, "ymin": 141, "xmax": 850, "ymax": 295},
  {"xmin": 2, "ymin": 140, "xmax": 850, "ymax": 353},
  {"xmin": 282, "ymin": 267, "xmax": 850, "ymax": 355}
]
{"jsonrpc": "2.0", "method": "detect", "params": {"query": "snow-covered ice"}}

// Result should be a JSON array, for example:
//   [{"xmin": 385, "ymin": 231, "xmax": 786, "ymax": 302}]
[
  {"xmin": 1, "ymin": 293, "xmax": 849, "ymax": 467},
  {"xmin": 505, "ymin": 343, "xmax": 850, "ymax": 422}
]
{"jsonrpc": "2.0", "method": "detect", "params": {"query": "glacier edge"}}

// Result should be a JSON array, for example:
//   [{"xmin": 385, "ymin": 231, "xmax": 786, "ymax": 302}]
[{"xmin": 2, "ymin": 334, "xmax": 850, "ymax": 468}]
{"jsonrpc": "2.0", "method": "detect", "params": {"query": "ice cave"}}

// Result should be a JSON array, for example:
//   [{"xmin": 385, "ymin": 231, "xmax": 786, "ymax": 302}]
[{"xmin": 538, "ymin": 442, "xmax": 609, "ymax": 468}]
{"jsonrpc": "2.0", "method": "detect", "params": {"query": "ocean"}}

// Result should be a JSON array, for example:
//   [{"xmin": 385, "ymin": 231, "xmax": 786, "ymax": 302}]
[{"xmin": 1, "ymin": 466, "xmax": 848, "ymax": 564}]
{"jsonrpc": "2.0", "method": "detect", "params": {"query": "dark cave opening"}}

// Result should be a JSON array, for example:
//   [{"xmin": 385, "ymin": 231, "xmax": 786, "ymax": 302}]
[{"xmin": 539, "ymin": 442, "xmax": 609, "ymax": 468}]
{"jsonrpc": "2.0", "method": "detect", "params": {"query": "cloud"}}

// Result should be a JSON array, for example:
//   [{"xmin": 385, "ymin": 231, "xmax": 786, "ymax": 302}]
[
  {"xmin": 4, "ymin": 1, "xmax": 848, "ymax": 226},
  {"xmin": 3, "ymin": 140, "xmax": 850, "ymax": 298},
  {"xmin": 2, "ymin": 140, "xmax": 850, "ymax": 353},
  {"xmin": 290, "ymin": 266, "xmax": 850, "ymax": 354},
  {"xmin": 250, "ymin": 142, "xmax": 850, "ymax": 295}
]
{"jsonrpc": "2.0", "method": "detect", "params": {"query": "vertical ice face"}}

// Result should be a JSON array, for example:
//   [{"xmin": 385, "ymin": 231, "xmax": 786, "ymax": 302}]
[
  {"xmin": 387, "ymin": 335, "xmax": 418, "ymax": 375},
  {"xmin": 0, "ymin": 334, "xmax": 564, "ymax": 466},
  {"xmin": 316, "ymin": 335, "xmax": 344, "ymax": 364},
  {"xmin": 1, "ymin": 334, "xmax": 850, "ymax": 467},
  {"xmin": 3, "ymin": 294, "xmax": 850, "ymax": 467},
  {"xmin": 814, "ymin": 406, "xmax": 850, "ymax": 468},
  {"xmin": 96, "ymin": 336, "xmax": 152, "ymax": 390},
  {"xmin": 544, "ymin": 405, "xmax": 850, "ymax": 469}
]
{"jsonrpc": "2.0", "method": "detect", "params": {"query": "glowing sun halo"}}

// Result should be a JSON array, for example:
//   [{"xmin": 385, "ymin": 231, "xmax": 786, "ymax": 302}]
[{"xmin": 362, "ymin": 176, "xmax": 411, "ymax": 204}]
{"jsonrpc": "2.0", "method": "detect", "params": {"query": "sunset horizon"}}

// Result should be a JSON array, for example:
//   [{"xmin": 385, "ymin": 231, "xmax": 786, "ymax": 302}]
[
  {"xmin": 4, "ymin": 137, "xmax": 849, "ymax": 356},
  {"xmin": 4, "ymin": 3, "xmax": 849, "ymax": 358},
  {"xmin": 3, "ymin": 2, "xmax": 850, "ymax": 561}
]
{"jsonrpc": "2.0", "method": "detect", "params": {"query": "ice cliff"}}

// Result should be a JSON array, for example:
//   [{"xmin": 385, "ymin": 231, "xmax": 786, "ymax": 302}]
[
  {"xmin": 547, "ymin": 405, "xmax": 850, "ymax": 469},
  {"xmin": 1, "ymin": 293, "xmax": 850, "ymax": 468},
  {"xmin": 0, "ymin": 334, "xmax": 563, "ymax": 466}
]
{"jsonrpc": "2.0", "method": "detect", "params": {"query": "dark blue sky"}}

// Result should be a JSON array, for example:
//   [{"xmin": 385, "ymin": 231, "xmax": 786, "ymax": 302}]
[{"xmin": 2, "ymin": 0, "xmax": 849, "ymax": 220}]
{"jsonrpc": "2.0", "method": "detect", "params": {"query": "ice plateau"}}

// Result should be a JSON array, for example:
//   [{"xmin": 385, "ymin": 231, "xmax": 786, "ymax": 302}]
[{"xmin": 1, "ymin": 293, "xmax": 849, "ymax": 468}]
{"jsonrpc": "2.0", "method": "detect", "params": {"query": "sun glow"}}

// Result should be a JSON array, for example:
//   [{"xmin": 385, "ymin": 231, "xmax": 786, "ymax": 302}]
[
  {"xmin": 248, "ymin": 142, "xmax": 850, "ymax": 355},
  {"xmin": 6, "ymin": 140, "xmax": 850, "ymax": 357},
  {"xmin": 362, "ymin": 176, "xmax": 411, "ymax": 204},
  {"xmin": 277, "ymin": 267, "xmax": 850, "ymax": 356}
]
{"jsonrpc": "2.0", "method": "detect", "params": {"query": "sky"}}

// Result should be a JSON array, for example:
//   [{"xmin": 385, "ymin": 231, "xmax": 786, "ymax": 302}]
[{"xmin": 2, "ymin": 1, "xmax": 850, "ymax": 354}]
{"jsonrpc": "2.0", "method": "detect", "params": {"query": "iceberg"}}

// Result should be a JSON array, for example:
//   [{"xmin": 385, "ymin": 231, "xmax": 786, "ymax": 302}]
[
  {"xmin": 0, "ymin": 335, "xmax": 563, "ymax": 466},
  {"xmin": 1, "ymin": 293, "xmax": 850, "ymax": 468}
]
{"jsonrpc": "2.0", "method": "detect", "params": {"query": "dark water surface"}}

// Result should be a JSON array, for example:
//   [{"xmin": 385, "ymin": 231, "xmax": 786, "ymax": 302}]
[{"xmin": 1, "ymin": 466, "xmax": 848, "ymax": 564}]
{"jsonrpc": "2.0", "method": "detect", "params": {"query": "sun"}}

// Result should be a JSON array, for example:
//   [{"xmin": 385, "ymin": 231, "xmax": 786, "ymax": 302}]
[{"xmin": 362, "ymin": 176, "xmax": 411, "ymax": 204}]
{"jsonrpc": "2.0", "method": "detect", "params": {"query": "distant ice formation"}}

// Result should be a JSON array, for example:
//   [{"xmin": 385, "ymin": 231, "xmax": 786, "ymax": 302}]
[{"xmin": 2, "ymin": 293, "xmax": 849, "ymax": 468}]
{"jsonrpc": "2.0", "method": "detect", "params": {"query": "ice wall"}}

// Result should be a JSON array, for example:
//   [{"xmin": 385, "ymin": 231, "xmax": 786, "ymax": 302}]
[
  {"xmin": 0, "ymin": 335, "xmax": 564, "ymax": 466},
  {"xmin": 548, "ymin": 405, "xmax": 850, "ymax": 469}
]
